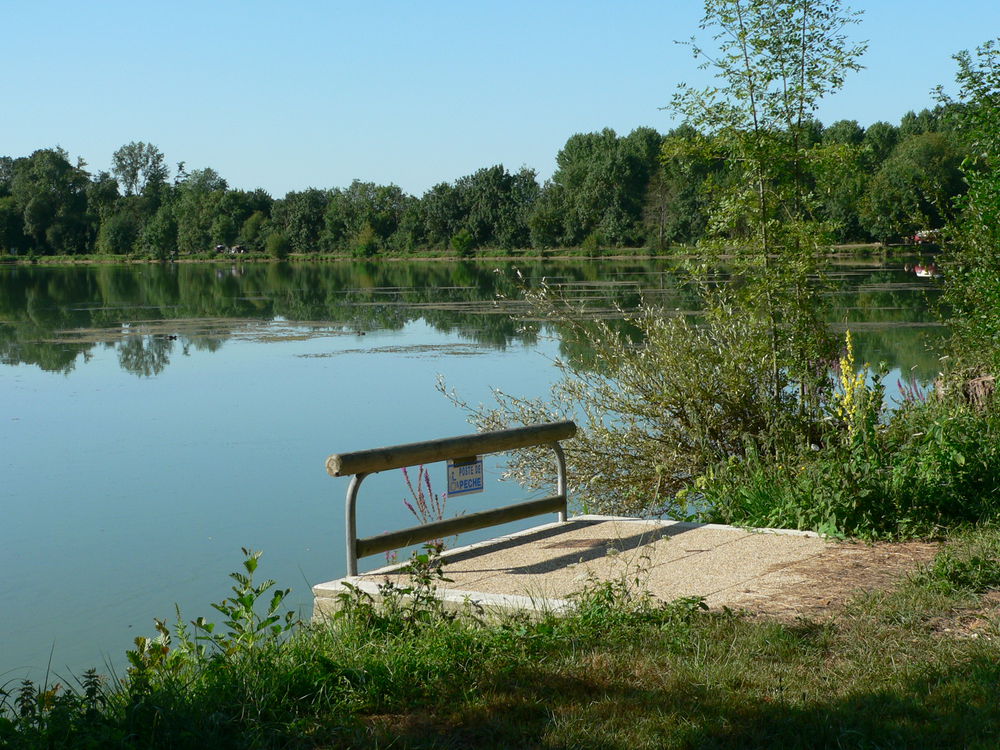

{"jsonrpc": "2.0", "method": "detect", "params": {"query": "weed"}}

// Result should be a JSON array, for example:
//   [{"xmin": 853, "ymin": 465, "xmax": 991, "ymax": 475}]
[
  {"xmin": 6, "ymin": 536, "xmax": 1000, "ymax": 748},
  {"xmin": 335, "ymin": 542, "xmax": 467, "ymax": 634},
  {"xmin": 915, "ymin": 548, "xmax": 1000, "ymax": 595},
  {"xmin": 401, "ymin": 464, "xmax": 448, "ymax": 528},
  {"xmin": 126, "ymin": 547, "xmax": 299, "ymax": 688}
]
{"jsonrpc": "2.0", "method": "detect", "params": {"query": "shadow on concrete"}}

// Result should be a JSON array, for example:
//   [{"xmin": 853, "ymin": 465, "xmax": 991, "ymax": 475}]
[{"xmin": 440, "ymin": 518, "xmax": 707, "ymax": 575}]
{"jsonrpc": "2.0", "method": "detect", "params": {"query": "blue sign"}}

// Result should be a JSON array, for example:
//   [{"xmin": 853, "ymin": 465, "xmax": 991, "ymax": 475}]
[{"xmin": 447, "ymin": 455, "xmax": 484, "ymax": 496}]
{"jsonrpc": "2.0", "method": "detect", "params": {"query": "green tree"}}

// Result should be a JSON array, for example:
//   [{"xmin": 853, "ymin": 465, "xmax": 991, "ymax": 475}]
[
  {"xmin": 813, "ymin": 140, "xmax": 867, "ymax": 241},
  {"xmin": 10, "ymin": 148, "xmax": 92, "ymax": 254},
  {"xmin": 823, "ymin": 119, "xmax": 865, "ymax": 146},
  {"xmin": 323, "ymin": 180, "xmax": 408, "ymax": 253},
  {"xmin": 646, "ymin": 124, "xmax": 716, "ymax": 248},
  {"xmin": 526, "ymin": 181, "xmax": 566, "ymax": 249},
  {"xmin": 238, "ymin": 210, "xmax": 270, "ymax": 251},
  {"xmin": 85, "ymin": 170, "xmax": 120, "ymax": 224},
  {"xmin": 898, "ymin": 107, "xmax": 942, "ymax": 139},
  {"xmin": 266, "ymin": 231, "xmax": 291, "ymax": 259},
  {"xmin": 859, "ymin": 132, "xmax": 965, "ymax": 242},
  {"xmin": 861, "ymin": 120, "xmax": 899, "ymax": 169},
  {"xmin": 671, "ymin": 0, "xmax": 866, "ymax": 405},
  {"xmin": 111, "ymin": 141, "xmax": 168, "ymax": 197},
  {"xmin": 174, "ymin": 168, "xmax": 228, "ymax": 253},
  {"xmin": 272, "ymin": 188, "xmax": 329, "ymax": 253},
  {"xmin": 0, "ymin": 156, "xmax": 14, "ymax": 196},
  {"xmin": 458, "ymin": 0, "xmax": 869, "ymax": 515},
  {"xmin": 421, "ymin": 182, "xmax": 466, "ymax": 249},
  {"xmin": 939, "ymin": 39, "xmax": 1000, "ymax": 373},
  {"xmin": 542, "ymin": 127, "xmax": 663, "ymax": 247},
  {"xmin": 0, "ymin": 195, "xmax": 27, "ymax": 253},
  {"xmin": 96, "ymin": 209, "xmax": 142, "ymax": 254},
  {"xmin": 139, "ymin": 204, "xmax": 178, "ymax": 259},
  {"xmin": 388, "ymin": 194, "xmax": 427, "ymax": 252},
  {"xmin": 452, "ymin": 164, "xmax": 539, "ymax": 250}
]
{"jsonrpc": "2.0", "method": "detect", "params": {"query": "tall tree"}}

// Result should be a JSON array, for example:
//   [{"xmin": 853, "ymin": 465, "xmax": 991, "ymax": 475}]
[
  {"xmin": 421, "ymin": 182, "xmax": 466, "ymax": 249},
  {"xmin": 453, "ymin": 165, "xmax": 539, "ymax": 250},
  {"xmin": 647, "ymin": 124, "xmax": 716, "ymax": 247},
  {"xmin": 861, "ymin": 120, "xmax": 899, "ymax": 169},
  {"xmin": 272, "ymin": 188, "xmax": 329, "ymax": 253},
  {"xmin": 111, "ymin": 141, "xmax": 168, "ymax": 197},
  {"xmin": 939, "ymin": 39, "xmax": 1000, "ymax": 373},
  {"xmin": 323, "ymin": 181, "xmax": 407, "ymax": 254},
  {"xmin": 860, "ymin": 131, "xmax": 965, "ymax": 242},
  {"xmin": 671, "ymin": 0, "xmax": 866, "ymax": 409},
  {"xmin": 822, "ymin": 119, "xmax": 865, "ymax": 146},
  {"xmin": 545, "ymin": 126, "xmax": 663, "ymax": 247},
  {"xmin": 10, "ymin": 148, "xmax": 92, "ymax": 253},
  {"xmin": 173, "ymin": 167, "xmax": 228, "ymax": 253}
]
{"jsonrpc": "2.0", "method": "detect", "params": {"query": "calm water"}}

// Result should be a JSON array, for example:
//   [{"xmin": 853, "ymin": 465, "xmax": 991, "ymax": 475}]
[{"xmin": 1, "ymin": 258, "xmax": 942, "ymax": 682}]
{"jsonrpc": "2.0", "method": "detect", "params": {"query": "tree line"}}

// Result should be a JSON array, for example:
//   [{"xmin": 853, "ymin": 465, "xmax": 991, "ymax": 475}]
[{"xmin": 0, "ymin": 106, "xmax": 969, "ymax": 259}]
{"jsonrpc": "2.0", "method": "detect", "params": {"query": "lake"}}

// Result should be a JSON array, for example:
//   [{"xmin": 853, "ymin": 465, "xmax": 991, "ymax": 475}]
[{"xmin": 0, "ymin": 257, "xmax": 943, "ymax": 682}]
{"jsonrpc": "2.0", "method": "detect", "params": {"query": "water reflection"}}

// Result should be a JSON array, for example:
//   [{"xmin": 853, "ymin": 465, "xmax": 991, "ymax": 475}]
[{"xmin": 0, "ymin": 258, "xmax": 944, "ymax": 379}]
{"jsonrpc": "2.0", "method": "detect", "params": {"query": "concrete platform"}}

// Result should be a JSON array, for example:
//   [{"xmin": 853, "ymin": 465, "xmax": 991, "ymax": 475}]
[{"xmin": 313, "ymin": 515, "xmax": 832, "ymax": 620}]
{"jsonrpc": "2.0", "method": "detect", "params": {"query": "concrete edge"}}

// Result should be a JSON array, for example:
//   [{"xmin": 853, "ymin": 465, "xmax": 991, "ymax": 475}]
[
  {"xmin": 311, "ymin": 516, "xmax": 823, "ymax": 622},
  {"xmin": 312, "ymin": 576, "xmax": 574, "ymax": 622}
]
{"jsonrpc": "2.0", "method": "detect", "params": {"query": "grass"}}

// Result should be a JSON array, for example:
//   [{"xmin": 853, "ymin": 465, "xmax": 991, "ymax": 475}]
[{"xmin": 3, "ymin": 528, "xmax": 1000, "ymax": 748}]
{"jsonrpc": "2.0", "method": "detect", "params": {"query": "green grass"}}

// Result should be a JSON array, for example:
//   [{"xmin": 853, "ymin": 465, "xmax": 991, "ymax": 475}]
[{"xmin": 3, "ymin": 528, "xmax": 1000, "ymax": 748}]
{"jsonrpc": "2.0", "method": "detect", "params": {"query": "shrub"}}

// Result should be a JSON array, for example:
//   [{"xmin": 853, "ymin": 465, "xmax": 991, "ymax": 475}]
[
  {"xmin": 265, "ymin": 231, "xmax": 290, "ymax": 260},
  {"xmin": 701, "ymin": 382, "xmax": 1000, "ymax": 539},
  {"xmin": 580, "ymin": 231, "xmax": 604, "ymax": 255},
  {"xmin": 351, "ymin": 222, "xmax": 379, "ymax": 258},
  {"xmin": 449, "ymin": 228, "xmax": 474, "ymax": 257},
  {"xmin": 444, "ymin": 285, "xmax": 824, "ymax": 516}
]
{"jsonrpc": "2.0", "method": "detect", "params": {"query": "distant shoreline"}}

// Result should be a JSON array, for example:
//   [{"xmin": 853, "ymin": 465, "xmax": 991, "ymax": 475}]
[{"xmin": 1, "ymin": 243, "xmax": 938, "ymax": 267}]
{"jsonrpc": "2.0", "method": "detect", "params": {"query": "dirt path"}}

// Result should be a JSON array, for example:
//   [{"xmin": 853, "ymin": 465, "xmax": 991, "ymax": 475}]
[{"xmin": 739, "ymin": 539, "xmax": 941, "ymax": 620}]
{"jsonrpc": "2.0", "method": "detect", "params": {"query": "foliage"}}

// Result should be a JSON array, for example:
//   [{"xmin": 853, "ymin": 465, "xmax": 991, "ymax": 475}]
[
  {"xmin": 443, "ymin": 284, "xmax": 818, "ymax": 516},
  {"xmin": 701, "ymin": 366, "xmax": 1000, "ymax": 538},
  {"xmin": 127, "ymin": 548, "xmax": 298, "ymax": 678},
  {"xmin": 325, "ymin": 180, "xmax": 408, "ymax": 253},
  {"xmin": 534, "ymin": 127, "xmax": 662, "ymax": 248},
  {"xmin": 915, "ymin": 549, "xmax": 1000, "ymax": 595},
  {"xmin": 193, "ymin": 547, "xmax": 298, "ymax": 655},
  {"xmin": 644, "ymin": 125, "xmax": 716, "ymax": 248},
  {"xmin": 334, "ymin": 543, "xmax": 464, "ymax": 635},
  {"xmin": 449, "ymin": 227, "xmax": 474, "ymax": 256},
  {"xmin": 448, "ymin": 1, "xmax": 869, "ymax": 517},
  {"xmin": 94, "ymin": 208, "xmax": 141, "ymax": 255},
  {"xmin": 265, "ymin": 230, "xmax": 290, "ymax": 259},
  {"xmin": 670, "ymin": 0, "xmax": 865, "ymax": 405},
  {"xmin": 9, "ymin": 148, "xmax": 91, "ymax": 254},
  {"xmin": 939, "ymin": 38, "xmax": 1000, "ymax": 375},
  {"xmin": 859, "ymin": 131, "xmax": 965, "ymax": 242},
  {"xmin": 5, "ymin": 531, "xmax": 1000, "ymax": 748},
  {"xmin": 270, "ymin": 187, "xmax": 327, "ymax": 253},
  {"xmin": 138, "ymin": 204, "xmax": 178, "ymax": 259},
  {"xmin": 0, "ymin": 98, "xmax": 974, "ymax": 258},
  {"xmin": 350, "ymin": 221, "xmax": 379, "ymax": 258},
  {"xmin": 111, "ymin": 141, "xmax": 168, "ymax": 197}
]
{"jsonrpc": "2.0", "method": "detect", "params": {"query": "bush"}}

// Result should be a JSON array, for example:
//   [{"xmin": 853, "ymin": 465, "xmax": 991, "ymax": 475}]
[
  {"xmin": 580, "ymin": 231, "xmax": 604, "ymax": 255},
  {"xmin": 444, "ymin": 286, "xmax": 823, "ymax": 516},
  {"xmin": 265, "ymin": 231, "xmax": 291, "ymax": 260},
  {"xmin": 449, "ymin": 228, "xmax": 474, "ymax": 257},
  {"xmin": 449, "ymin": 286, "xmax": 1000, "ymax": 538},
  {"xmin": 351, "ymin": 222, "xmax": 379, "ymax": 258},
  {"xmin": 701, "ymin": 386, "xmax": 1000, "ymax": 539},
  {"xmin": 95, "ymin": 211, "xmax": 141, "ymax": 255}
]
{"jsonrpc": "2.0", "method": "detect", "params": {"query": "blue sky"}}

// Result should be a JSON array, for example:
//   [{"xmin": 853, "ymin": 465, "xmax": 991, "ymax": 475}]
[{"xmin": 3, "ymin": 1, "xmax": 998, "ymax": 197}]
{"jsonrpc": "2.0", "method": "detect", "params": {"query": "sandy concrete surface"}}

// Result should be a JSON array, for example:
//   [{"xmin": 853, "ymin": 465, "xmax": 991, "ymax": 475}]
[{"xmin": 313, "ymin": 515, "xmax": 923, "ymax": 621}]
